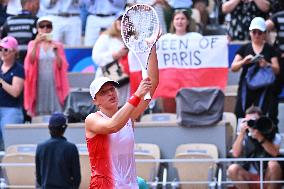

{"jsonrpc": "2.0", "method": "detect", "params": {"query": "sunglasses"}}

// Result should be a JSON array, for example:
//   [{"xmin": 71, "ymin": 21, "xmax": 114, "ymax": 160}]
[
  {"xmin": 0, "ymin": 48, "xmax": 12, "ymax": 53},
  {"xmin": 251, "ymin": 30, "xmax": 264, "ymax": 35},
  {"xmin": 39, "ymin": 24, "xmax": 52, "ymax": 29}
]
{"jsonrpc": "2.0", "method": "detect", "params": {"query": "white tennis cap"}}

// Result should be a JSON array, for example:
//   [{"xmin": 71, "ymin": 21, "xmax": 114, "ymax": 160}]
[
  {"xmin": 89, "ymin": 77, "xmax": 119, "ymax": 99},
  {"xmin": 249, "ymin": 17, "xmax": 266, "ymax": 32}
]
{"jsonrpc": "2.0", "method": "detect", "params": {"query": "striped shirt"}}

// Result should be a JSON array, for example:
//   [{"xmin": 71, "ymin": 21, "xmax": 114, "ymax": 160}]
[
  {"xmin": 271, "ymin": 11, "xmax": 284, "ymax": 53},
  {"xmin": 1, "ymin": 10, "xmax": 38, "ymax": 63}
]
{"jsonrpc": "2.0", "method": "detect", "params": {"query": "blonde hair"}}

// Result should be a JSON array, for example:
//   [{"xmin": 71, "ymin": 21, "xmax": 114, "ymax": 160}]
[
  {"xmin": 169, "ymin": 10, "xmax": 197, "ymax": 34},
  {"xmin": 103, "ymin": 20, "xmax": 121, "ymax": 38}
]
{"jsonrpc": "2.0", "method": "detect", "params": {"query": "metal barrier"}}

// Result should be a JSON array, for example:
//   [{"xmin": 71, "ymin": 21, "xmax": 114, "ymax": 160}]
[
  {"xmin": 136, "ymin": 157, "xmax": 284, "ymax": 189},
  {"xmin": 0, "ymin": 158, "xmax": 284, "ymax": 188}
]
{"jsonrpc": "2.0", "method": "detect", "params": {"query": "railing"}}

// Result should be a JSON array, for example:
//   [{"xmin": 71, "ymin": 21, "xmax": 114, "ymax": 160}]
[
  {"xmin": 0, "ymin": 157, "xmax": 284, "ymax": 189},
  {"xmin": 136, "ymin": 157, "xmax": 284, "ymax": 189}
]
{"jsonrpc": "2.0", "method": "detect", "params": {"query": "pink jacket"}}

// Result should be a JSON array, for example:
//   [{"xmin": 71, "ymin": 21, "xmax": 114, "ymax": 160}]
[{"xmin": 24, "ymin": 40, "xmax": 69, "ymax": 116}]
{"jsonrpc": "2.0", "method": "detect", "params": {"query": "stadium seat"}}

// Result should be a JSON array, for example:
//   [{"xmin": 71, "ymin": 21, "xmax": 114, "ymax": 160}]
[
  {"xmin": 2, "ymin": 153, "xmax": 35, "ymax": 187},
  {"xmin": 76, "ymin": 144, "xmax": 91, "ymax": 189},
  {"xmin": 134, "ymin": 143, "xmax": 160, "ymax": 182},
  {"xmin": 173, "ymin": 143, "xmax": 218, "ymax": 189},
  {"xmin": 6, "ymin": 144, "xmax": 37, "ymax": 154},
  {"xmin": 222, "ymin": 112, "xmax": 237, "ymax": 140},
  {"xmin": 140, "ymin": 113, "xmax": 176, "ymax": 123}
]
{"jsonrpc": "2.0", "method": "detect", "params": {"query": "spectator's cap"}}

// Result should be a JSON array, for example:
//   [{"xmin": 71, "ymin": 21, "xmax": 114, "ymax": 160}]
[
  {"xmin": 249, "ymin": 17, "xmax": 266, "ymax": 32},
  {"xmin": 0, "ymin": 36, "xmax": 18, "ymax": 50},
  {"xmin": 37, "ymin": 15, "xmax": 53, "ymax": 25},
  {"xmin": 89, "ymin": 77, "xmax": 119, "ymax": 99},
  {"xmin": 49, "ymin": 112, "xmax": 67, "ymax": 129}
]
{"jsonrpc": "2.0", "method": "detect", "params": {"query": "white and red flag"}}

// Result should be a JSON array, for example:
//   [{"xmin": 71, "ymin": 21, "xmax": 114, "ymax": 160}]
[{"xmin": 128, "ymin": 34, "xmax": 229, "ymax": 98}]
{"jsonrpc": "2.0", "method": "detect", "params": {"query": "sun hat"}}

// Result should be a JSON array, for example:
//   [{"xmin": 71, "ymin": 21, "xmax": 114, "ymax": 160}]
[
  {"xmin": 89, "ymin": 77, "xmax": 119, "ymax": 99},
  {"xmin": 0, "ymin": 36, "xmax": 18, "ymax": 50},
  {"xmin": 249, "ymin": 17, "xmax": 266, "ymax": 32},
  {"xmin": 49, "ymin": 112, "xmax": 67, "ymax": 129},
  {"xmin": 37, "ymin": 15, "xmax": 53, "ymax": 25}
]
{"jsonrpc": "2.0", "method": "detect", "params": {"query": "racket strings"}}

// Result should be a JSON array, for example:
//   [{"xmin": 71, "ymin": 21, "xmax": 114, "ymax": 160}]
[{"xmin": 121, "ymin": 4, "xmax": 159, "ymax": 53}]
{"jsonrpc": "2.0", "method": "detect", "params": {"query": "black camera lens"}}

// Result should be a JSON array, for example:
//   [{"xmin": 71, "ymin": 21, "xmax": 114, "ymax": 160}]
[{"xmin": 247, "ymin": 119, "xmax": 256, "ymax": 128}]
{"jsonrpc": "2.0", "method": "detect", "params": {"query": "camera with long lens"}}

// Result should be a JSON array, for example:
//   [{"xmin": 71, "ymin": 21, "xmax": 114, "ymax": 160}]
[{"xmin": 246, "ymin": 116, "xmax": 276, "ymax": 141}]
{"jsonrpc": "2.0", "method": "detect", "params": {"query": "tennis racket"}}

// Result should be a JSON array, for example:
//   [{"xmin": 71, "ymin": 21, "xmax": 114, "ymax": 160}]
[{"xmin": 121, "ymin": 4, "xmax": 160, "ymax": 100}]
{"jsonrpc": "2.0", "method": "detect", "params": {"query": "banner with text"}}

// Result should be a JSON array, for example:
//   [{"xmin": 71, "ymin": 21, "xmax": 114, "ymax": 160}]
[{"xmin": 129, "ymin": 34, "xmax": 229, "ymax": 98}]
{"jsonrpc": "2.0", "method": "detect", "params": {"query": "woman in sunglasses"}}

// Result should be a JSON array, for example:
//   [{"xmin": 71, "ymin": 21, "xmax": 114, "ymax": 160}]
[
  {"xmin": 231, "ymin": 17, "xmax": 280, "ymax": 130},
  {"xmin": 24, "ymin": 16, "xmax": 69, "ymax": 117},
  {"xmin": 0, "ymin": 36, "xmax": 24, "ymax": 150}
]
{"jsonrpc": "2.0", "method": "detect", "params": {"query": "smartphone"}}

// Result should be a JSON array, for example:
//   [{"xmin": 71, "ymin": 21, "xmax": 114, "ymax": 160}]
[
  {"xmin": 250, "ymin": 54, "xmax": 264, "ymax": 63},
  {"xmin": 43, "ymin": 33, "xmax": 53, "ymax": 41}
]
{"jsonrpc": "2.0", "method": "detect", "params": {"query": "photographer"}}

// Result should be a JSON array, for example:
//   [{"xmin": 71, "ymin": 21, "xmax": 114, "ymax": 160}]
[{"xmin": 228, "ymin": 106, "xmax": 283, "ymax": 189}]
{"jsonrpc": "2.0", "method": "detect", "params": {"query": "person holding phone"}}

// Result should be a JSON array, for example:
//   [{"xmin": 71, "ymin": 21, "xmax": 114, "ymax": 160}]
[
  {"xmin": 24, "ymin": 16, "xmax": 69, "ymax": 117},
  {"xmin": 231, "ymin": 17, "xmax": 280, "ymax": 126}
]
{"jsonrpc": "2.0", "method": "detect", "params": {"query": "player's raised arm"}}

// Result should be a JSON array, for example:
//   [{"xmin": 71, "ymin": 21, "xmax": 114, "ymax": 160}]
[{"xmin": 130, "ymin": 45, "xmax": 159, "ymax": 120}]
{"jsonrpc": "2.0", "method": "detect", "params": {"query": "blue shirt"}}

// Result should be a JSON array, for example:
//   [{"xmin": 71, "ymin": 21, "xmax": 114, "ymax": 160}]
[{"xmin": 0, "ymin": 62, "xmax": 24, "ymax": 107}]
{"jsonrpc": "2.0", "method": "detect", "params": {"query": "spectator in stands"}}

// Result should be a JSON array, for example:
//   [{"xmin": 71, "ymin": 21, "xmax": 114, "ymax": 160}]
[
  {"xmin": 266, "ymin": 10, "xmax": 284, "ymax": 132},
  {"xmin": 82, "ymin": 0, "xmax": 126, "ymax": 46},
  {"xmin": 36, "ymin": 112, "xmax": 81, "ymax": 189},
  {"xmin": 127, "ymin": 0, "xmax": 171, "ymax": 34},
  {"xmin": 170, "ymin": 8, "xmax": 201, "ymax": 34},
  {"xmin": 1, "ymin": 0, "xmax": 39, "ymax": 64},
  {"xmin": 227, "ymin": 106, "xmax": 283, "ymax": 189},
  {"xmin": 160, "ymin": 9, "xmax": 202, "ymax": 112},
  {"xmin": 24, "ymin": 16, "xmax": 69, "ymax": 117},
  {"xmin": 192, "ymin": 0, "xmax": 209, "ymax": 32},
  {"xmin": 40, "ymin": 0, "xmax": 82, "ymax": 46},
  {"xmin": 92, "ymin": 14, "xmax": 130, "ymax": 107},
  {"xmin": 85, "ymin": 43, "xmax": 159, "ymax": 188},
  {"xmin": 6, "ymin": 0, "xmax": 21, "ymax": 17},
  {"xmin": 1, "ymin": 0, "xmax": 39, "ymax": 123},
  {"xmin": 231, "ymin": 17, "xmax": 280, "ymax": 127},
  {"xmin": 0, "ymin": 0, "xmax": 7, "ymax": 29},
  {"xmin": 0, "ymin": 36, "xmax": 24, "ymax": 151},
  {"xmin": 269, "ymin": 0, "xmax": 284, "ymax": 15},
  {"xmin": 221, "ymin": 0, "xmax": 270, "ymax": 41}
]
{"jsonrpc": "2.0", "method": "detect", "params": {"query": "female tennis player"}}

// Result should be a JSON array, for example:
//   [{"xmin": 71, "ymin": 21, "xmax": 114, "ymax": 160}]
[{"xmin": 85, "ymin": 44, "xmax": 158, "ymax": 188}]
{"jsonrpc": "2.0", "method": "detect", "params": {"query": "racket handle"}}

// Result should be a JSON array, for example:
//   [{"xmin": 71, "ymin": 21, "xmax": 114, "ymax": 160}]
[
  {"xmin": 141, "ymin": 68, "xmax": 151, "ymax": 100},
  {"xmin": 144, "ymin": 92, "xmax": 151, "ymax": 100}
]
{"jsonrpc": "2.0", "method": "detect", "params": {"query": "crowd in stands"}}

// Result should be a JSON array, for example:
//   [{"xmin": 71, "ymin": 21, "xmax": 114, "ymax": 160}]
[{"xmin": 1, "ymin": 0, "xmax": 284, "ymax": 188}]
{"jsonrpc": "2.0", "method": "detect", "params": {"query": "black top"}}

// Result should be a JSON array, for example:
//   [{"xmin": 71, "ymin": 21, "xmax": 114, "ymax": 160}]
[
  {"xmin": 0, "ymin": 4, "xmax": 7, "ymax": 27},
  {"xmin": 234, "ymin": 43, "xmax": 278, "ymax": 118},
  {"xmin": 35, "ymin": 136, "xmax": 81, "ymax": 189},
  {"xmin": 0, "ymin": 62, "xmax": 25, "ymax": 107}
]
